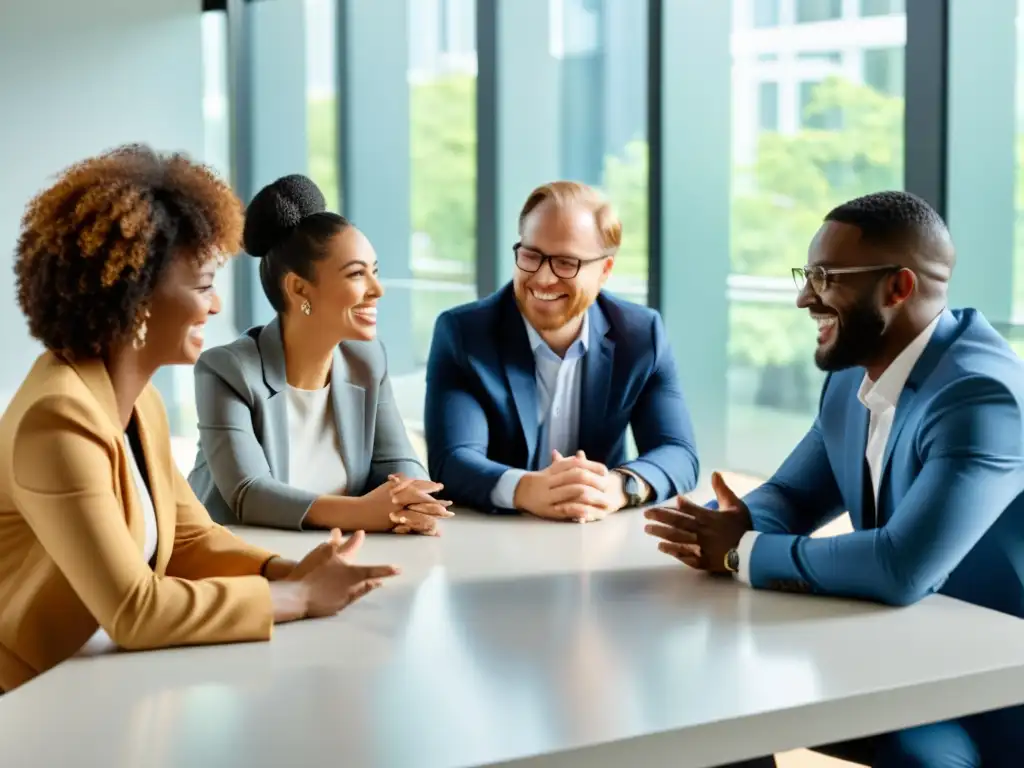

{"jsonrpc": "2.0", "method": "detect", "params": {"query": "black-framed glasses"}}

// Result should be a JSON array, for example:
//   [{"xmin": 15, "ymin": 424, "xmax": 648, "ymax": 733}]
[
  {"xmin": 513, "ymin": 242, "xmax": 609, "ymax": 279},
  {"xmin": 792, "ymin": 264, "xmax": 903, "ymax": 294}
]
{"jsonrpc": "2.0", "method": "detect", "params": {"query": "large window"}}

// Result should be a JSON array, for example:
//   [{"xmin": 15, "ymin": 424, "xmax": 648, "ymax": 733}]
[
  {"xmin": 391, "ymin": 0, "xmax": 647, "ymax": 429},
  {"xmin": 553, "ymin": 0, "xmax": 649, "ymax": 305},
  {"xmin": 165, "ymin": 7, "xmax": 239, "ymax": 460},
  {"xmin": 394, "ymin": 0, "xmax": 479, "ymax": 432},
  {"xmin": 200, "ymin": 0, "xmax": 1019, "ymax": 491},
  {"xmin": 305, "ymin": 0, "xmax": 339, "ymax": 212},
  {"xmin": 407, "ymin": 0, "xmax": 477, "ymax": 379},
  {"xmin": 200, "ymin": 9, "xmax": 238, "ymax": 350},
  {"xmin": 728, "ymin": 2, "xmax": 906, "ymax": 475}
]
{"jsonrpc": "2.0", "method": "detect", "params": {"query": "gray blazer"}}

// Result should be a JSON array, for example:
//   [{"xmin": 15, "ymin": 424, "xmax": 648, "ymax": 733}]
[{"xmin": 187, "ymin": 318, "xmax": 427, "ymax": 529}]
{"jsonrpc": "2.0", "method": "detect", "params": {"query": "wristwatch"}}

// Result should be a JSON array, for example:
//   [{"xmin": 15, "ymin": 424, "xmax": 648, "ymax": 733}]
[
  {"xmin": 613, "ymin": 469, "xmax": 646, "ymax": 508},
  {"xmin": 724, "ymin": 548, "xmax": 740, "ymax": 573}
]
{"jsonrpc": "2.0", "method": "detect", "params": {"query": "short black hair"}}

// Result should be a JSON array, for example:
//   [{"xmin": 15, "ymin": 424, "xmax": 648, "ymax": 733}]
[
  {"xmin": 243, "ymin": 174, "xmax": 351, "ymax": 313},
  {"xmin": 14, "ymin": 144, "xmax": 242, "ymax": 360},
  {"xmin": 824, "ymin": 190, "xmax": 953, "ymax": 269}
]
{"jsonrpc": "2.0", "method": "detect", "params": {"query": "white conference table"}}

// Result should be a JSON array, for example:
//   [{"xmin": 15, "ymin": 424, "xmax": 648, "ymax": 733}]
[{"xmin": 5, "ymin": 509, "xmax": 1024, "ymax": 768}]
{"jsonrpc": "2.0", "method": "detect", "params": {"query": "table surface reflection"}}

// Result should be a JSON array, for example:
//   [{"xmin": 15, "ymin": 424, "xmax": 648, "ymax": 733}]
[{"xmin": 5, "ymin": 509, "xmax": 1024, "ymax": 768}]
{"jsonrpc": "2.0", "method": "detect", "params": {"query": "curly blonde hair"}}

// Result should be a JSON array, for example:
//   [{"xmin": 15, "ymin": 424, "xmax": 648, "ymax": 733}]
[{"xmin": 14, "ymin": 144, "xmax": 243, "ymax": 359}]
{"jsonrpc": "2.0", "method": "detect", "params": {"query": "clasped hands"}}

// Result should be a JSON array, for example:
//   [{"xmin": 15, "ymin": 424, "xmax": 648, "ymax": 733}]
[
  {"xmin": 513, "ymin": 449, "xmax": 628, "ymax": 523},
  {"xmin": 362, "ymin": 472, "xmax": 454, "ymax": 536},
  {"xmin": 643, "ymin": 471, "xmax": 753, "ymax": 573}
]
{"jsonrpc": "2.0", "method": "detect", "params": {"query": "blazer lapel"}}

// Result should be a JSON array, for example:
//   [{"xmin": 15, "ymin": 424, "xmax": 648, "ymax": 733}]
[
  {"xmin": 133, "ymin": 401, "xmax": 175, "ymax": 573},
  {"xmin": 68, "ymin": 358, "xmax": 174, "ymax": 570},
  {"xmin": 68, "ymin": 357, "xmax": 121, "ymax": 434},
  {"xmin": 257, "ymin": 318, "xmax": 292, "ymax": 481},
  {"xmin": 578, "ymin": 306, "xmax": 614, "ymax": 455},
  {"xmin": 330, "ymin": 347, "xmax": 366, "ymax": 491},
  {"xmin": 847, "ymin": 396, "xmax": 872, "ymax": 530},
  {"xmin": 877, "ymin": 310, "xmax": 960, "ymax": 502},
  {"xmin": 68, "ymin": 358, "xmax": 147, "ymax": 549},
  {"xmin": 500, "ymin": 296, "xmax": 539, "ymax": 469}
]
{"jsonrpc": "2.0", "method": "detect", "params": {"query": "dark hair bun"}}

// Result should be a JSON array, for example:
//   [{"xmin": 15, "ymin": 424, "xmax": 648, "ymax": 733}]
[{"xmin": 243, "ymin": 174, "xmax": 326, "ymax": 257}]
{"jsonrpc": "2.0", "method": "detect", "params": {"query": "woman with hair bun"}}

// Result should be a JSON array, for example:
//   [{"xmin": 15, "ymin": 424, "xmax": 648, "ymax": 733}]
[
  {"xmin": 0, "ymin": 147, "xmax": 399, "ymax": 692},
  {"xmin": 188, "ymin": 174, "xmax": 452, "ymax": 535}
]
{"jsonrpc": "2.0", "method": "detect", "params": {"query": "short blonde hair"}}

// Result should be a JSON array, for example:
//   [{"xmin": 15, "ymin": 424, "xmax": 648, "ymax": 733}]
[{"xmin": 517, "ymin": 180, "xmax": 622, "ymax": 254}]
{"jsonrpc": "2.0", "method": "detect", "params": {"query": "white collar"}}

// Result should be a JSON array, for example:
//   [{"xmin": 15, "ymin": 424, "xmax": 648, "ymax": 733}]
[
  {"xmin": 857, "ymin": 311, "xmax": 943, "ymax": 413},
  {"xmin": 522, "ymin": 309, "xmax": 590, "ymax": 355}
]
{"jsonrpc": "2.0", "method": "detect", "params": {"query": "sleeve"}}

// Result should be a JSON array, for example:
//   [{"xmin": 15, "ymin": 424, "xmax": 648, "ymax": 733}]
[
  {"xmin": 620, "ymin": 313, "xmax": 700, "ymax": 501},
  {"xmin": 748, "ymin": 377, "xmax": 1024, "ymax": 606},
  {"xmin": 11, "ymin": 396, "xmax": 273, "ymax": 651},
  {"xmin": 489, "ymin": 469, "xmax": 528, "ymax": 510},
  {"xmin": 194, "ymin": 351, "xmax": 317, "ymax": 530},
  {"xmin": 424, "ymin": 312, "xmax": 522, "ymax": 512},
  {"xmin": 364, "ymin": 346, "xmax": 430, "ymax": 490},
  {"xmin": 166, "ymin": 467, "xmax": 279, "ymax": 581}
]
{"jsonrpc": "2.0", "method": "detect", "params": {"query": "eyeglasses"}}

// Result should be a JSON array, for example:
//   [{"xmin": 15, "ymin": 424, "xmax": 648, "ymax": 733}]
[
  {"xmin": 513, "ymin": 242, "xmax": 609, "ymax": 279},
  {"xmin": 792, "ymin": 264, "xmax": 903, "ymax": 294}
]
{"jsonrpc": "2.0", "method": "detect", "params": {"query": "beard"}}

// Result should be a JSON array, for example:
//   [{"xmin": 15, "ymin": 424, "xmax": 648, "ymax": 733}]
[
  {"xmin": 814, "ymin": 293, "xmax": 886, "ymax": 372},
  {"xmin": 513, "ymin": 281, "xmax": 594, "ymax": 332}
]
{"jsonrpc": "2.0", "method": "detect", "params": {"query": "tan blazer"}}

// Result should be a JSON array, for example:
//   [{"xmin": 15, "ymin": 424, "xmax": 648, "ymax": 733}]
[{"xmin": 0, "ymin": 353, "xmax": 280, "ymax": 692}]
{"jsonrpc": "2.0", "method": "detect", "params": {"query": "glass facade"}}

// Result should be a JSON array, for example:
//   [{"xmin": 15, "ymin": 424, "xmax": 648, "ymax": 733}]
[
  {"xmin": 730, "ymin": 0, "xmax": 905, "ymax": 475},
  {"xmin": 182, "ymin": 0, "xmax": 1019, "ymax": 484},
  {"xmin": 404, "ymin": 0, "xmax": 478, "ymax": 430}
]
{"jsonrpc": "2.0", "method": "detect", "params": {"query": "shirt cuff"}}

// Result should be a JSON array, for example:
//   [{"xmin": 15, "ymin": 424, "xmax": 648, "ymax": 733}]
[
  {"xmin": 734, "ymin": 530, "xmax": 760, "ymax": 586},
  {"xmin": 490, "ymin": 469, "xmax": 528, "ymax": 510},
  {"xmin": 259, "ymin": 555, "xmax": 278, "ymax": 578}
]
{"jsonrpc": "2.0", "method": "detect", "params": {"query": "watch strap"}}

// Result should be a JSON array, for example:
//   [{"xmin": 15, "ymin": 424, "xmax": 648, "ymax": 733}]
[{"xmin": 613, "ymin": 468, "xmax": 644, "ymax": 507}]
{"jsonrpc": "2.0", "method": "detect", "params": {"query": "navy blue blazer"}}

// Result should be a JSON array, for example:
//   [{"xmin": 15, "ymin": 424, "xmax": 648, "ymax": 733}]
[
  {"xmin": 424, "ymin": 284, "xmax": 699, "ymax": 512},
  {"xmin": 737, "ymin": 309, "xmax": 1024, "ymax": 618}
]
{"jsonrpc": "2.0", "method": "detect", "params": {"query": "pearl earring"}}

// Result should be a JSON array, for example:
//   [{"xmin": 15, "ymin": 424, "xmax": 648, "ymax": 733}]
[{"xmin": 301, "ymin": 300, "xmax": 312, "ymax": 316}]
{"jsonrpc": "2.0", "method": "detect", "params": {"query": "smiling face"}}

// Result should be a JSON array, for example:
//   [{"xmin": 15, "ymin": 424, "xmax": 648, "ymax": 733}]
[
  {"xmin": 797, "ymin": 221, "xmax": 907, "ymax": 372},
  {"xmin": 512, "ymin": 199, "xmax": 614, "ymax": 332},
  {"xmin": 142, "ymin": 253, "xmax": 221, "ymax": 365},
  {"xmin": 286, "ymin": 226, "xmax": 383, "ymax": 342}
]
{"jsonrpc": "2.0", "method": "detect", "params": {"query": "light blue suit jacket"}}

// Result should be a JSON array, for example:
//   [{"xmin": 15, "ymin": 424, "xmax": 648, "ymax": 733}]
[{"xmin": 739, "ymin": 308, "xmax": 1024, "ymax": 618}]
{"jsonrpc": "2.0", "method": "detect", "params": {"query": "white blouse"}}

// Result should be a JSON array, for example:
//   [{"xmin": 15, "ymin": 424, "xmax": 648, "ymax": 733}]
[
  {"xmin": 76, "ymin": 435, "xmax": 159, "ymax": 657},
  {"xmin": 286, "ymin": 384, "xmax": 349, "ymax": 497}
]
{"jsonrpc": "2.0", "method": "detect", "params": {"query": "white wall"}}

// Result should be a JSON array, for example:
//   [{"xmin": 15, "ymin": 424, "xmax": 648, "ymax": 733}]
[{"xmin": 0, "ymin": 0, "xmax": 205, "ymax": 404}]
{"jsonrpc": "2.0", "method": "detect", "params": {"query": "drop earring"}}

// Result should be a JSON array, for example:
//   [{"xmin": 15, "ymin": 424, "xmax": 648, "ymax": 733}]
[
  {"xmin": 301, "ymin": 300, "xmax": 312, "ymax": 316},
  {"xmin": 132, "ymin": 306, "xmax": 150, "ymax": 350}
]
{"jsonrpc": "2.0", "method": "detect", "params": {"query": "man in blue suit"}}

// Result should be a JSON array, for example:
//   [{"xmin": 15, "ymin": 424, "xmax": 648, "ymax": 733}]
[
  {"xmin": 647, "ymin": 191, "xmax": 1024, "ymax": 766},
  {"xmin": 425, "ymin": 180, "xmax": 699, "ymax": 520}
]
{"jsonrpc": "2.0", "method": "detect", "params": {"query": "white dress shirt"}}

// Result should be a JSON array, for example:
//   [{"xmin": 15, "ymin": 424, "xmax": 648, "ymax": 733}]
[
  {"xmin": 489, "ymin": 312, "xmax": 590, "ymax": 509},
  {"xmin": 286, "ymin": 384, "xmax": 349, "ymax": 497},
  {"xmin": 735, "ymin": 312, "xmax": 943, "ymax": 585},
  {"xmin": 77, "ymin": 435, "xmax": 159, "ymax": 656}
]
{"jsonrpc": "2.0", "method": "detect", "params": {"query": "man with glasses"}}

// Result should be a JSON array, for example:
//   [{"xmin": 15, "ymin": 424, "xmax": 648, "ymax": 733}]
[
  {"xmin": 424, "ymin": 180, "xmax": 698, "ymax": 520},
  {"xmin": 647, "ymin": 190, "xmax": 1024, "ymax": 766}
]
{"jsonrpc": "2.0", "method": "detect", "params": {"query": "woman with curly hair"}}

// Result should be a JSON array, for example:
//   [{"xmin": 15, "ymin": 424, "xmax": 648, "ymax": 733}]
[
  {"xmin": 0, "ymin": 146, "xmax": 399, "ymax": 692},
  {"xmin": 188, "ymin": 174, "xmax": 452, "ymax": 535}
]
